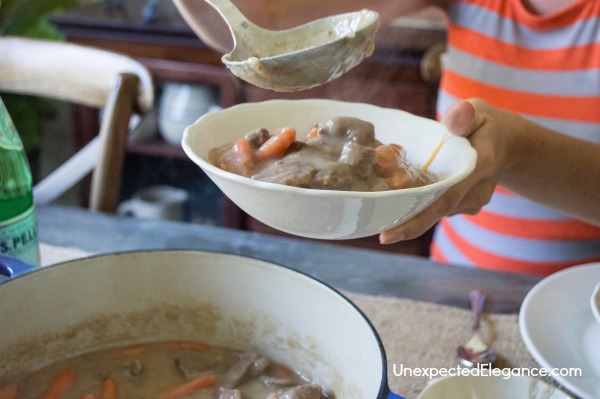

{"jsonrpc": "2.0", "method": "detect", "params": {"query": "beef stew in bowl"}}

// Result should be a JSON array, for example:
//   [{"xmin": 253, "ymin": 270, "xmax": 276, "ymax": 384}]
[
  {"xmin": 183, "ymin": 99, "xmax": 477, "ymax": 239},
  {"xmin": 209, "ymin": 117, "xmax": 436, "ymax": 192}
]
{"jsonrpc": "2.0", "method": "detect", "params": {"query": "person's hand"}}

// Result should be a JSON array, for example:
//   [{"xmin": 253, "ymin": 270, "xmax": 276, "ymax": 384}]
[{"xmin": 379, "ymin": 98, "xmax": 514, "ymax": 244}]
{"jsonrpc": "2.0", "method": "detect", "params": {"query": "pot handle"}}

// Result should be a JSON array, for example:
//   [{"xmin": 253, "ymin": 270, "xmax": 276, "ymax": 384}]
[
  {"xmin": 387, "ymin": 391, "xmax": 406, "ymax": 399},
  {"xmin": 0, "ymin": 254, "xmax": 37, "ymax": 281}
]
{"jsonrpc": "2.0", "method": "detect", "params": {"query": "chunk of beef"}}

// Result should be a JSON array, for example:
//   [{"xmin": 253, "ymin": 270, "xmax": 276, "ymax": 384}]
[
  {"xmin": 338, "ymin": 141, "xmax": 376, "ymax": 178},
  {"xmin": 255, "ymin": 148, "xmax": 354, "ymax": 190},
  {"xmin": 266, "ymin": 384, "xmax": 324, "ymax": 399},
  {"xmin": 245, "ymin": 128, "xmax": 271, "ymax": 149},
  {"xmin": 175, "ymin": 357, "xmax": 205, "ymax": 379},
  {"xmin": 219, "ymin": 387, "xmax": 244, "ymax": 399},
  {"xmin": 209, "ymin": 144, "xmax": 230, "ymax": 167},
  {"xmin": 209, "ymin": 144, "xmax": 253, "ymax": 176},
  {"xmin": 220, "ymin": 351, "xmax": 261, "ymax": 389},
  {"xmin": 303, "ymin": 135, "xmax": 343, "ymax": 159},
  {"xmin": 312, "ymin": 169, "xmax": 353, "ymax": 191},
  {"xmin": 252, "ymin": 357, "xmax": 270, "ymax": 375},
  {"xmin": 253, "ymin": 163, "xmax": 317, "ymax": 188},
  {"xmin": 123, "ymin": 358, "xmax": 144, "ymax": 379},
  {"xmin": 316, "ymin": 117, "xmax": 375, "ymax": 145},
  {"xmin": 286, "ymin": 140, "xmax": 306, "ymax": 154}
]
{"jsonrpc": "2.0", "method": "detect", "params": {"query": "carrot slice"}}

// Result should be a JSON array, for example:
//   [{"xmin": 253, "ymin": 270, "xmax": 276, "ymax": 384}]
[
  {"xmin": 232, "ymin": 138, "xmax": 255, "ymax": 176},
  {"xmin": 100, "ymin": 378, "xmax": 116, "ymax": 399},
  {"xmin": 270, "ymin": 365, "xmax": 293, "ymax": 378},
  {"xmin": 79, "ymin": 393, "xmax": 97, "ymax": 399},
  {"xmin": 40, "ymin": 370, "xmax": 77, "ymax": 399},
  {"xmin": 307, "ymin": 126, "xmax": 319, "ymax": 139},
  {"xmin": 0, "ymin": 383, "xmax": 19, "ymax": 399},
  {"xmin": 375, "ymin": 144, "xmax": 403, "ymax": 174},
  {"xmin": 256, "ymin": 127, "xmax": 296, "ymax": 160},
  {"xmin": 388, "ymin": 168, "xmax": 412, "ymax": 190},
  {"xmin": 108, "ymin": 344, "xmax": 147, "ymax": 357},
  {"xmin": 163, "ymin": 341, "xmax": 210, "ymax": 351},
  {"xmin": 156, "ymin": 374, "xmax": 217, "ymax": 399}
]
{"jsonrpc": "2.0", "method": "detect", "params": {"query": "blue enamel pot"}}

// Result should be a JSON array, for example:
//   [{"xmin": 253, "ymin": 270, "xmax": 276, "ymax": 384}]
[{"xmin": 0, "ymin": 250, "xmax": 405, "ymax": 398}]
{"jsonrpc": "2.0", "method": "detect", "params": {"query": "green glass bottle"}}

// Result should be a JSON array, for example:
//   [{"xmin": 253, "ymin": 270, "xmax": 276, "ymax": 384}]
[{"xmin": 0, "ymin": 96, "xmax": 40, "ymax": 266}]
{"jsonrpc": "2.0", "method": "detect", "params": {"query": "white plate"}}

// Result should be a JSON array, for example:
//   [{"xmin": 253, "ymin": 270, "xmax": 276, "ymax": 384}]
[
  {"xmin": 520, "ymin": 263, "xmax": 600, "ymax": 399},
  {"xmin": 417, "ymin": 375, "xmax": 571, "ymax": 399},
  {"xmin": 592, "ymin": 282, "xmax": 600, "ymax": 325}
]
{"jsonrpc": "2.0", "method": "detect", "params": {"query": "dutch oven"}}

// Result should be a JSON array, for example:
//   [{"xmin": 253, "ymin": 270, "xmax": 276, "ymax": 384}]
[{"xmin": 0, "ymin": 250, "xmax": 405, "ymax": 398}]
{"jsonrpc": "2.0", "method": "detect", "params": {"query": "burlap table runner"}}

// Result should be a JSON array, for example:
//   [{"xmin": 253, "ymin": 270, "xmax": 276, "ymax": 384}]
[
  {"xmin": 40, "ymin": 243, "xmax": 91, "ymax": 266},
  {"xmin": 344, "ymin": 292, "xmax": 542, "ymax": 398},
  {"xmin": 38, "ymin": 244, "xmax": 547, "ymax": 398}
]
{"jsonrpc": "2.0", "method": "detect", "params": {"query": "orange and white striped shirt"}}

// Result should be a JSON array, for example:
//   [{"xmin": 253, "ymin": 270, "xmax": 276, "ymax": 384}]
[{"xmin": 430, "ymin": 0, "xmax": 600, "ymax": 276}]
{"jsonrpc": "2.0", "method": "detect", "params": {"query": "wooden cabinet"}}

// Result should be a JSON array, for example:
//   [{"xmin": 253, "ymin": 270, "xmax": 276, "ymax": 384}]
[{"xmin": 52, "ymin": 0, "xmax": 445, "ymax": 256}]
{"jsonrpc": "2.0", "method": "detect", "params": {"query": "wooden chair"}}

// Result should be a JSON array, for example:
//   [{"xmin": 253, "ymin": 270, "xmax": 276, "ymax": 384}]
[
  {"xmin": 420, "ymin": 42, "xmax": 446, "ymax": 84},
  {"xmin": 0, "ymin": 36, "xmax": 155, "ymax": 212}
]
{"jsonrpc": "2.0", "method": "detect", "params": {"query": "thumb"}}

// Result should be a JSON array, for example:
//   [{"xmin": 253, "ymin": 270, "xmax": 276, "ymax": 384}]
[{"xmin": 441, "ymin": 99, "xmax": 485, "ymax": 138}]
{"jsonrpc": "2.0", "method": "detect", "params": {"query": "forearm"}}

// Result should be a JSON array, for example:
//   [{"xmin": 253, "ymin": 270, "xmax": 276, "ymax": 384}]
[
  {"xmin": 239, "ymin": 0, "xmax": 445, "ymax": 28},
  {"xmin": 501, "ymin": 112, "xmax": 600, "ymax": 225}
]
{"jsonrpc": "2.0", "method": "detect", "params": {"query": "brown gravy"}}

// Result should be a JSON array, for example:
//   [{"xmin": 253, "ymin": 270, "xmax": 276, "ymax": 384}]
[{"xmin": 0, "ymin": 341, "xmax": 331, "ymax": 399}]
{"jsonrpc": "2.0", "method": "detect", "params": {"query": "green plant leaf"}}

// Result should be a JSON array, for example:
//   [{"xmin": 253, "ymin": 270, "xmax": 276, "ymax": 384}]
[
  {"xmin": 0, "ymin": 0, "xmax": 79, "ymax": 154},
  {"xmin": 1, "ymin": 94, "xmax": 47, "ymax": 152},
  {"xmin": 0, "ymin": 0, "xmax": 78, "ymax": 38}
]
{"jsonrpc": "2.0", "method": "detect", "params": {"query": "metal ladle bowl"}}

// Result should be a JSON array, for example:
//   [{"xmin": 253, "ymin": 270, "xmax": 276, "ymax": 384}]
[{"xmin": 205, "ymin": 0, "xmax": 380, "ymax": 92}]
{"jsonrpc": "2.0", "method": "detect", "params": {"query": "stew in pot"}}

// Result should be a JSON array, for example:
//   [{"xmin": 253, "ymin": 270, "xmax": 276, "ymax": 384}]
[
  {"xmin": 210, "ymin": 116, "xmax": 436, "ymax": 192},
  {"xmin": 0, "ymin": 341, "xmax": 332, "ymax": 399}
]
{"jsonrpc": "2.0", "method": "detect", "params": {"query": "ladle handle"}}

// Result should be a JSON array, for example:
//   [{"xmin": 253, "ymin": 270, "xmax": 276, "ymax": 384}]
[{"xmin": 469, "ymin": 288, "xmax": 487, "ymax": 331}]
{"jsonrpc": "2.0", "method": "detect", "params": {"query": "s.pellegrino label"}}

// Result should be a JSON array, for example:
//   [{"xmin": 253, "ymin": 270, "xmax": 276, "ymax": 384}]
[
  {"xmin": 0, "ymin": 96, "xmax": 40, "ymax": 266},
  {"xmin": 0, "ymin": 206, "xmax": 39, "ymax": 265}
]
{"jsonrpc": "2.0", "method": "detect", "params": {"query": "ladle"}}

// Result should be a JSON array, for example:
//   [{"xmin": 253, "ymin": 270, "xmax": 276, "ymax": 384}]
[{"xmin": 200, "ymin": 0, "xmax": 380, "ymax": 92}]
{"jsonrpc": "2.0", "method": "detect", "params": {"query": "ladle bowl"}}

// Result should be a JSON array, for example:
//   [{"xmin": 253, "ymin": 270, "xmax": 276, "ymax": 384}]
[{"xmin": 205, "ymin": 0, "xmax": 380, "ymax": 91}]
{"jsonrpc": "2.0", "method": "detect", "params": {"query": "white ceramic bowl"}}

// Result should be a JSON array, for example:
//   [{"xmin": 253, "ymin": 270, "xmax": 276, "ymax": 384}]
[
  {"xmin": 418, "ymin": 375, "xmax": 571, "ymax": 399},
  {"xmin": 159, "ymin": 83, "xmax": 221, "ymax": 146},
  {"xmin": 182, "ymin": 99, "xmax": 477, "ymax": 240},
  {"xmin": 159, "ymin": 114, "xmax": 199, "ymax": 146},
  {"xmin": 592, "ymin": 282, "xmax": 600, "ymax": 325},
  {"xmin": 160, "ymin": 82, "xmax": 218, "ymax": 114}
]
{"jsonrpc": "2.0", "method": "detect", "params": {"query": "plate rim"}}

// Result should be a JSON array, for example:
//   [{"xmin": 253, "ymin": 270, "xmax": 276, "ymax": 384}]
[
  {"xmin": 591, "ymin": 282, "xmax": 600, "ymax": 325},
  {"xmin": 519, "ymin": 262, "xmax": 600, "ymax": 399}
]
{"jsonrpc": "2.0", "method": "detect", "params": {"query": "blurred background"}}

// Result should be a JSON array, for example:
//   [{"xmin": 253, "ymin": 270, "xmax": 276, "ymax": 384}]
[{"xmin": 16, "ymin": 0, "xmax": 446, "ymax": 255}]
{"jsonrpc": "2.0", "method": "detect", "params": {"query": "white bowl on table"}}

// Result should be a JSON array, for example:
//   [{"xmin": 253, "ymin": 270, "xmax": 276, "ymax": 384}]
[
  {"xmin": 520, "ymin": 262, "xmax": 600, "ymax": 399},
  {"xmin": 182, "ymin": 99, "xmax": 477, "ymax": 240},
  {"xmin": 417, "ymin": 375, "xmax": 571, "ymax": 399}
]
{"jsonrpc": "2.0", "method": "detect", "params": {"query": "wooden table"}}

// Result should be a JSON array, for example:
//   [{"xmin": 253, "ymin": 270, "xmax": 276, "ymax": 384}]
[{"xmin": 37, "ymin": 205, "xmax": 541, "ymax": 314}]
